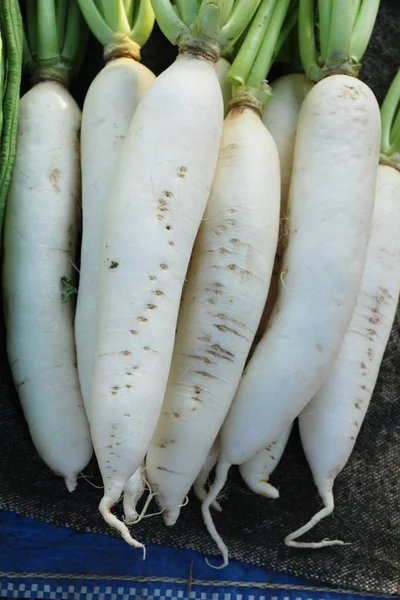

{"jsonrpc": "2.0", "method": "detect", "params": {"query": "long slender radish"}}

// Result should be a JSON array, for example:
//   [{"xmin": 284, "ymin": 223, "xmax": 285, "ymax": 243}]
[
  {"xmin": 145, "ymin": 0, "xmax": 296, "ymax": 528},
  {"xmin": 254, "ymin": 73, "xmax": 314, "ymax": 340},
  {"xmin": 239, "ymin": 423, "xmax": 292, "ymax": 499},
  {"xmin": 202, "ymin": 0, "xmax": 381, "ymax": 565},
  {"xmin": 285, "ymin": 72, "xmax": 400, "ymax": 548},
  {"xmin": 2, "ymin": 4, "xmax": 92, "ymax": 491},
  {"xmin": 89, "ymin": 0, "xmax": 258, "ymax": 548},
  {"xmin": 75, "ymin": 0, "xmax": 155, "ymax": 415}
]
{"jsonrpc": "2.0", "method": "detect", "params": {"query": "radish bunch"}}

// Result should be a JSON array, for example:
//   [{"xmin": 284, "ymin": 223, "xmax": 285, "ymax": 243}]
[{"xmin": 4, "ymin": 0, "xmax": 399, "ymax": 568}]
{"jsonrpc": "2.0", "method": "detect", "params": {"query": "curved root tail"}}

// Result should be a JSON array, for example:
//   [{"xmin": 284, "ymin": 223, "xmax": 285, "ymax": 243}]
[
  {"xmin": 284, "ymin": 489, "xmax": 348, "ymax": 548},
  {"xmin": 100, "ymin": 495, "xmax": 146, "ymax": 558},
  {"xmin": 201, "ymin": 460, "xmax": 230, "ymax": 569}
]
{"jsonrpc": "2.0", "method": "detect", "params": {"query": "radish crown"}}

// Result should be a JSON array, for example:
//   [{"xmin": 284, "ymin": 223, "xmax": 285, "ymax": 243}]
[
  {"xmin": 380, "ymin": 69, "xmax": 400, "ymax": 167},
  {"xmin": 24, "ymin": 0, "xmax": 89, "ymax": 86},
  {"xmin": 76, "ymin": 0, "xmax": 154, "ymax": 59},
  {"xmin": 298, "ymin": 0, "xmax": 380, "ymax": 82},
  {"xmin": 150, "ymin": 0, "xmax": 262, "ymax": 58}
]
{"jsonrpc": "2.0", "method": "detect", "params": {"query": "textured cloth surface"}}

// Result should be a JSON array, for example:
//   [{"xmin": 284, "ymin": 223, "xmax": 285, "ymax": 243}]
[{"xmin": 1, "ymin": 1, "xmax": 400, "ymax": 596}]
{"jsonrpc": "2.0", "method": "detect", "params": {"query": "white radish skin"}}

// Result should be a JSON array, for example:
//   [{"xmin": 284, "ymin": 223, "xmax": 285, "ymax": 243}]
[
  {"xmin": 286, "ymin": 163, "xmax": 400, "ymax": 548},
  {"xmin": 256, "ymin": 74, "xmax": 314, "ymax": 339},
  {"xmin": 202, "ymin": 75, "xmax": 381, "ymax": 566},
  {"xmin": 215, "ymin": 57, "xmax": 232, "ymax": 115},
  {"xmin": 193, "ymin": 437, "xmax": 221, "ymax": 510},
  {"xmin": 75, "ymin": 58, "xmax": 155, "ymax": 413},
  {"xmin": 90, "ymin": 52, "xmax": 223, "ymax": 547},
  {"xmin": 74, "ymin": 58, "xmax": 154, "ymax": 507},
  {"xmin": 3, "ymin": 81, "xmax": 92, "ymax": 491},
  {"xmin": 239, "ymin": 423, "xmax": 293, "ymax": 499},
  {"xmin": 123, "ymin": 464, "xmax": 146, "ymax": 523},
  {"xmin": 146, "ymin": 102, "xmax": 280, "ymax": 526}
]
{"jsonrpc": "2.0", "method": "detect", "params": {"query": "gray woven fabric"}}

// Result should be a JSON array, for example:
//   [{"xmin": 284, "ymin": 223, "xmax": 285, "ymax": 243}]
[{"xmin": 1, "ymin": 1, "xmax": 399, "ymax": 595}]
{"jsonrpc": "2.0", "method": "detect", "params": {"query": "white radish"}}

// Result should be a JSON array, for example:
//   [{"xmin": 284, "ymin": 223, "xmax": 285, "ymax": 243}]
[
  {"xmin": 75, "ymin": 57, "xmax": 155, "ymax": 413},
  {"xmin": 123, "ymin": 464, "xmax": 146, "ymax": 523},
  {"xmin": 3, "ymin": 81, "xmax": 92, "ymax": 491},
  {"xmin": 239, "ymin": 423, "xmax": 292, "ymax": 499},
  {"xmin": 255, "ymin": 73, "xmax": 314, "ymax": 340},
  {"xmin": 203, "ymin": 74, "xmax": 381, "ymax": 565},
  {"xmin": 90, "ymin": 49, "xmax": 223, "ymax": 547},
  {"xmin": 145, "ymin": 93, "xmax": 280, "ymax": 526},
  {"xmin": 285, "ymin": 162, "xmax": 400, "ymax": 548}
]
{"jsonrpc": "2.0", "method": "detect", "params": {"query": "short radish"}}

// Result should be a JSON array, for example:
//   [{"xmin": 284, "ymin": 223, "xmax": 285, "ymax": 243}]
[
  {"xmin": 202, "ymin": 0, "xmax": 381, "ymax": 566},
  {"xmin": 2, "ymin": 2, "xmax": 92, "ymax": 491},
  {"xmin": 285, "ymin": 71, "xmax": 400, "ymax": 548},
  {"xmin": 89, "ymin": 0, "xmax": 258, "ymax": 548}
]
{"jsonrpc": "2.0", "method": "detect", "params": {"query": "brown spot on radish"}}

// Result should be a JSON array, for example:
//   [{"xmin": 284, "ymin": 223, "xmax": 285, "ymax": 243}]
[
  {"xmin": 146, "ymin": 304, "xmax": 157, "ymax": 310},
  {"xmin": 199, "ymin": 335, "xmax": 211, "ymax": 342},
  {"xmin": 195, "ymin": 371, "xmax": 219, "ymax": 380},
  {"xmin": 158, "ymin": 440, "xmax": 168, "ymax": 448},
  {"xmin": 149, "ymin": 275, "xmax": 156, "ymax": 281},
  {"xmin": 109, "ymin": 261, "xmax": 119, "ymax": 269},
  {"xmin": 207, "ymin": 298, "xmax": 215, "ymax": 305},
  {"xmin": 173, "ymin": 412, "xmax": 180, "ymax": 418},
  {"xmin": 132, "ymin": 366, "xmax": 139, "ymax": 370},
  {"xmin": 110, "ymin": 434, "xmax": 115, "ymax": 438},
  {"xmin": 229, "ymin": 208, "xmax": 237, "ymax": 214},
  {"xmin": 143, "ymin": 346, "xmax": 157, "ymax": 353},
  {"xmin": 270, "ymin": 456, "xmax": 276, "ymax": 460},
  {"xmin": 166, "ymin": 225, "xmax": 172, "ymax": 231},
  {"xmin": 191, "ymin": 406, "xmax": 197, "ymax": 412},
  {"xmin": 160, "ymin": 263, "xmax": 168, "ymax": 270},
  {"xmin": 214, "ymin": 225, "xmax": 227, "ymax": 236},
  {"xmin": 211, "ymin": 343, "xmax": 234, "ymax": 357},
  {"xmin": 124, "ymin": 413, "xmax": 131, "ymax": 417},
  {"xmin": 126, "ymin": 385, "xmax": 132, "ymax": 389},
  {"xmin": 216, "ymin": 313, "xmax": 245, "ymax": 328},
  {"xmin": 164, "ymin": 191, "xmax": 173, "ymax": 198},
  {"xmin": 17, "ymin": 381, "xmax": 26, "ymax": 390},
  {"xmin": 192, "ymin": 396, "xmax": 202, "ymax": 402},
  {"xmin": 360, "ymin": 385, "xmax": 367, "ymax": 391},
  {"xmin": 351, "ymin": 436, "xmax": 355, "ymax": 440},
  {"xmin": 369, "ymin": 316, "xmax": 380, "ymax": 324},
  {"xmin": 178, "ymin": 166, "xmax": 187, "ymax": 178},
  {"xmin": 354, "ymin": 402, "xmax": 361, "ymax": 409},
  {"xmin": 194, "ymin": 385, "xmax": 202, "ymax": 395},
  {"xmin": 227, "ymin": 219, "xmax": 235, "ymax": 227},
  {"xmin": 169, "ymin": 240, "xmax": 174, "ymax": 246},
  {"xmin": 137, "ymin": 316, "xmax": 148, "ymax": 322},
  {"xmin": 112, "ymin": 386, "xmax": 120, "ymax": 391},
  {"xmin": 153, "ymin": 290, "xmax": 164, "ymax": 296},
  {"xmin": 111, "ymin": 391, "xmax": 117, "ymax": 396},
  {"xmin": 187, "ymin": 354, "xmax": 213, "ymax": 364},
  {"xmin": 368, "ymin": 348, "xmax": 373, "ymax": 361},
  {"xmin": 157, "ymin": 214, "xmax": 165, "ymax": 221},
  {"xmin": 158, "ymin": 466, "xmax": 180, "ymax": 473},
  {"xmin": 158, "ymin": 199, "xmax": 167, "ymax": 207},
  {"xmin": 219, "ymin": 247, "xmax": 233, "ymax": 255},
  {"xmin": 207, "ymin": 350, "xmax": 234, "ymax": 362},
  {"xmin": 214, "ymin": 324, "xmax": 246, "ymax": 339},
  {"xmin": 360, "ymin": 362, "xmax": 367, "ymax": 370},
  {"xmin": 130, "ymin": 330, "xmax": 138, "ymax": 335}
]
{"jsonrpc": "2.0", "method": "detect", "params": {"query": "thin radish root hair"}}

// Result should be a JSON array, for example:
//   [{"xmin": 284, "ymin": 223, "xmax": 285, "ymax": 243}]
[
  {"xmin": 284, "ymin": 488, "xmax": 350, "ymax": 548},
  {"xmin": 99, "ymin": 496, "xmax": 146, "ymax": 558},
  {"xmin": 202, "ymin": 460, "xmax": 230, "ymax": 568}
]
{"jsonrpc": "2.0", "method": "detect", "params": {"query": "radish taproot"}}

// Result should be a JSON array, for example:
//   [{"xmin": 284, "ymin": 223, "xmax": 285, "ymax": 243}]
[
  {"xmin": 145, "ymin": 0, "xmax": 293, "ymax": 527},
  {"xmin": 202, "ymin": 0, "xmax": 381, "ymax": 566},
  {"xmin": 285, "ymin": 68, "xmax": 400, "ymax": 548},
  {"xmin": 89, "ymin": 0, "xmax": 259, "ymax": 549},
  {"xmin": 75, "ymin": 0, "xmax": 155, "ymax": 416},
  {"xmin": 3, "ymin": 1, "xmax": 92, "ymax": 491}
]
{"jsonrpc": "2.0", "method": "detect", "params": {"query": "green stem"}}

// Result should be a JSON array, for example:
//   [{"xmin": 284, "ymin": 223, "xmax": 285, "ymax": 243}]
[
  {"xmin": 192, "ymin": 0, "xmax": 221, "ymax": 41},
  {"xmin": 219, "ymin": 0, "xmax": 261, "ymax": 48},
  {"xmin": 62, "ymin": 0, "xmax": 85, "ymax": 62},
  {"xmin": 380, "ymin": 69, "xmax": 400, "ymax": 156},
  {"xmin": 326, "ymin": 0, "xmax": 352, "ymax": 66},
  {"xmin": 298, "ymin": 0, "xmax": 320, "ymax": 81},
  {"xmin": 26, "ymin": 2, "xmax": 38, "ymax": 59},
  {"xmin": 318, "ymin": 0, "xmax": 331, "ymax": 63},
  {"xmin": 271, "ymin": 0, "xmax": 297, "ymax": 63},
  {"xmin": 56, "ymin": 0, "xmax": 69, "ymax": 48},
  {"xmin": 227, "ymin": 0, "xmax": 276, "ymax": 85},
  {"xmin": 150, "ymin": 0, "xmax": 189, "ymax": 44},
  {"xmin": 76, "ymin": 0, "xmax": 114, "ymax": 45},
  {"xmin": 103, "ymin": 0, "xmax": 131, "ymax": 32},
  {"xmin": 352, "ymin": 0, "xmax": 362, "ymax": 27},
  {"xmin": 247, "ymin": 0, "xmax": 291, "ymax": 87},
  {"xmin": 221, "ymin": 0, "xmax": 234, "ymax": 26},
  {"xmin": 129, "ymin": 0, "xmax": 155, "ymax": 46},
  {"xmin": 37, "ymin": 0, "xmax": 60, "ymax": 60},
  {"xmin": 124, "ymin": 0, "xmax": 135, "ymax": 23},
  {"xmin": 350, "ymin": 0, "xmax": 380, "ymax": 63}
]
